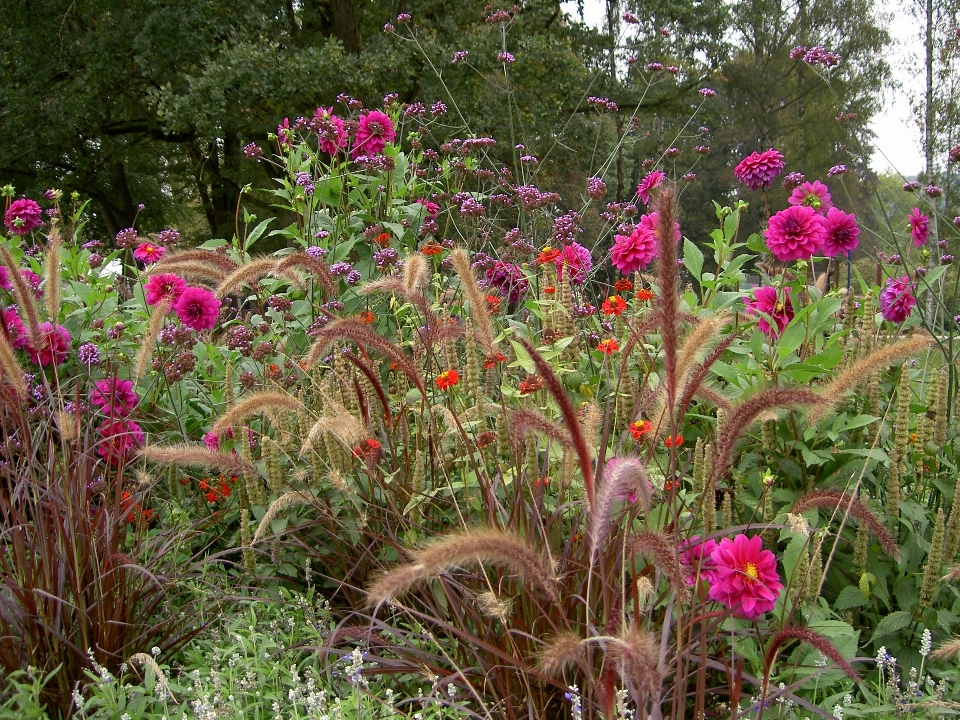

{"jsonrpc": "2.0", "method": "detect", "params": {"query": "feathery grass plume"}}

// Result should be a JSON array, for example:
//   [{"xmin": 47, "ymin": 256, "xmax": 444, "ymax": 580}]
[
  {"xmin": 518, "ymin": 337, "xmax": 596, "ymax": 510},
  {"xmin": 305, "ymin": 318, "xmax": 425, "ymax": 395},
  {"xmin": 147, "ymin": 260, "xmax": 226, "ymax": 284},
  {"xmin": 342, "ymin": 351, "xmax": 392, "ymax": 424},
  {"xmin": 0, "ymin": 330, "xmax": 27, "ymax": 399},
  {"xmin": 791, "ymin": 550, "xmax": 809, "ymax": 602},
  {"xmin": 710, "ymin": 389, "xmax": 825, "ymax": 489},
  {"xmin": 653, "ymin": 186, "xmax": 680, "ymax": 423},
  {"xmin": 365, "ymin": 527, "xmax": 559, "ymax": 607},
  {"xmin": 215, "ymin": 257, "xmax": 279, "ymax": 298},
  {"xmin": 580, "ymin": 402, "xmax": 601, "ymax": 458},
  {"xmin": 45, "ymin": 227, "xmax": 62, "ymax": 322},
  {"xmin": 134, "ymin": 298, "xmax": 171, "ymax": 380},
  {"xmin": 935, "ymin": 367, "xmax": 948, "ymax": 448},
  {"xmin": 211, "ymin": 391, "xmax": 304, "ymax": 437},
  {"xmin": 931, "ymin": 637, "xmax": 960, "ymax": 662},
  {"xmin": 431, "ymin": 403, "xmax": 458, "ymax": 432},
  {"xmin": 917, "ymin": 371, "xmax": 939, "ymax": 448},
  {"xmin": 676, "ymin": 332, "xmax": 739, "ymax": 419},
  {"xmin": 920, "ymin": 507, "xmax": 945, "ymax": 609},
  {"xmin": 451, "ymin": 248, "xmax": 496, "ymax": 355},
  {"xmin": 155, "ymin": 248, "xmax": 240, "ymax": 274},
  {"xmin": 139, "ymin": 443, "xmax": 256, "ymax": 476},
  {"xmin": 631, "ymin": 529, "xmax": 690, "ymax": 601},
  {"xmin": 476, "ymin": 590, "xmax": 513, "ymax": 622},
  {"xmin": 610, "ymin": 625, "xmax": 663, "ymax": 694},
  {"xmin": 867, "ymin": 370, "xmax": 882, "ymax": 440},
  {"xmin": 127, "ymin": 653, "xmax": 176, "ymax": 701},
  {"xmin": 253, "ymin": 491, "xmax": 315, "ymax": 542},
  {"xmin": 275, "ymin": 251, "xmax": 337, "ymax": 295},
  {"xmin": 591, "ymin": 457, "xmax": 653, "ymax": 558},
  {"xmin": 300, "ymin": 405, "xmax": 367, "ymax": 456},
  {"xmin": 402, "ymin": 252, "xmax": 430, "ymax": 294},
  {"xmin": 792, "ymin": 489, "xmax": 899, "ymax": 559},
  {"xmin": 674, "ymin": 313, "xmax": 730, "ymax": 396},
  {"xmin": 509, "ymin": 408, "xmax": 573, "ymax": 449},
  {"xmin": 806, "ymin": 334, "xmax": 934, "ymax": 424},
  {"xmin": 56, "ymin": 409, "xmax": 79, "ymax": 445},
  {"xmin": 0, "ymin": 245, "xmax": 40, "ymax": 337},
  {"xmin": 715, "ymin": 407, "xmax": 727, "ymax": 439},
  {"xmin": 538, "ymin": 632, "xmax": 586, "ymax": 676},
  {"xmin": 763, "ymin": 626, "xmax": 859, "ymax": 682}
]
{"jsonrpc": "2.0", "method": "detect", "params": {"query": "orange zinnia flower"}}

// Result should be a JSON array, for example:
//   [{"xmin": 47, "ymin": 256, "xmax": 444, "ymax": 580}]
[
  {"xmin": 636, "ymin": 288, "xmax": 654, "ymax": 301},
  {"xmin": 537, "ymin": 246, "xmax": 561, "ymax": 264},
  {"xmin": 664, "ymin": 434, "xmax": 684, "ymax": 448},
  {"xmin": 629, "ymin": 420, "xmax": 653, "ymax": 439},
  {"xmin": 375, "ymin": 232, "xmax": 392, "ymax": 247},
  {"xmin": 421, "ymin": 241, "xmax": 444, "ymax": 256},
  {"xmin": 436, "ymin": 369, "xmax": 460, "ymax": 390},
  {"xmin": 601, "ymin": 295, "xmax": 628, "ymax": 316},
  {"xmin": 519, "ymin": 374, "xmax": 544, "ymax": 395},
  {"xmin": 542, "ymin": 286, "xmax": 556, "ymax": 295},
  {"xmin": 484, "ymin": 352, "xmax": 507, "ymax": 369},
  {"xmin": 596, "ymin": 339, "xmax": 619, "ymax": 354},
  {"xmin": 485, "ymin": 294, "xmax": 501, "ymax": 313},
  {"xmin": 358, "ymin": 310, "xmax": 375, "ymax": 324},
  {"xmin": 614, "ymin": 278, "xmax": 633, "ymax": 291}
]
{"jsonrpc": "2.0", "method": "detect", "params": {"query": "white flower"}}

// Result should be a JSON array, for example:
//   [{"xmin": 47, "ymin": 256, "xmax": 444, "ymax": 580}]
[
  {"xmin": 833, "ymin": 704, "xmax": 844, "ymax": 720},
  {"xmin": 921, "ymin": 628, "xmax": 932, "ymax": 657}
]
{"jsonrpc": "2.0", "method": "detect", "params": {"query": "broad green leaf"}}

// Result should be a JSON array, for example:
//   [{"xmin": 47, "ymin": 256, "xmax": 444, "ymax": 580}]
[
  {"xmin": 835, "ymin": 585, "xmax": 867, "ymax": 609},
  {"xmin": 683, "ymin": 238, "xmax": 704, "ymax": 284},
  {"xmin": 870, "ymin": 610, "xmax": 912, "ymax": 642}
]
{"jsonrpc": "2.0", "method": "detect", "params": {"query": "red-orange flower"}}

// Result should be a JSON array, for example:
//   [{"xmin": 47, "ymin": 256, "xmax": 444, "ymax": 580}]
[
  {"xmin": 436, "ymin": 369, "xmax": 460, "ymax": 390},
  {"xmin": 535, "ymin": 476, "xmax": 550, "ymax": 486},
  {"xmin": 485, "ymin": 295, "xmax": 502, "ymax": 313},
  {"xmin": 484, "ymin": 352, "xmax": 507, "ymax": 369},
  {"xmin": 537, "ymin": 246, "xmax": 561, "ymax": 264},
  {"xmin": 636, "ymin": 288, "xmax": 654, "ymax": 301},
  {"xmin": 358, "ymin": 310, "xmax": 375, "ymax": 325},
  {"xmin": 542, "ymin": 286, "xmax": 556, "ymax": 295},
  {"xmin": 664, "ymin": 434, "xmax": 684, "ymax": 448},
  {"xmin": 596, "ymin": 338, "xmax": 619, "ymax": 354},
  {"xmin": 519, "ymin": 374, "xmax": 544, "ymax": 395},
  {"xmin": 352, "ymin": 437, "xmax": 382, "ymax": 458},
  {"xmin": 421, "ymin": 241, "xmax": 444, "ymax": 256},
  {"xmin": 629, "ymin": 420, "xmax": 653, "ymax": 440},
  {"xmin": 601, "ymin": 295, "xmax": 628, "ymax": 316},
  {"xmin": 614, "ymin": 278, "xmax": 634, "ymax": 291},
  {"xmin": 375, "ymin": 232, "xmax": 392, "ymax": 247}
]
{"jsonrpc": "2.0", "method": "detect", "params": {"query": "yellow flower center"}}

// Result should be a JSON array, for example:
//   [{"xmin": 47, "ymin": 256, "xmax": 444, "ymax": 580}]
[
  {"xmin": 775, "ymin": 302, "xmax": 784, "ymax": 313},
  {"xmin": 743, "ymin": 563, "xmax": 759, "ymax": 580}
]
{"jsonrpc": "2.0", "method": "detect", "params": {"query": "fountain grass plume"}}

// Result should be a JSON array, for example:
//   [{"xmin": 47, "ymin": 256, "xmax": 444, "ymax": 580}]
[
  {"xmin": 763, "ymin": 625, "xmax": 859, "ymax": 682},
  {"xmin": 538, "ymin": 632, "xmax": 586, "ymax": 675},
  {"xmin": 210, "ymin": 390, "xmax": 305, "ymax": 436},
  {"xmin": 653, "ymin": 186, "xmax": 680, "ymax": 426},
  {"xmin": 631, "ymin": 529, "xmax": 690, "ymax": 601},
  {"xmin": 610, "ymin": 625, "xmax": 663, "ymax": 695},
  {"xmin": 1, "ymin": 245, "xmax": 40, "ymax": 338},
  {"xmin": 45, "ymin": 227, "xmax": 61, "ymax": 322},
  {"xmin": 451, "ymin": 248, "xmax": 496, "ymax": 355},
  {"xmin": 139, "ymin": 443, "xmax": 256, "ymax": 476},
  {"xmin": 215, "ymin": 257, "xmax": 279, "ymax": 298},
  {"xmin": 127, "ymin": 653, "xmax": 176, "ymax": 702},
  {"xmin": 509, "ymin": 408, "xmax": 574, "ymax": 450},
  {"xmin": 402, "ymin": 253, "xmax": 430, "ymax": 294},
  {"xmin": 253, "ymin": 491, "xmax": 315, "ymax": 542},
  {"xmin": 305, "ymin": 318, "xmax": 426, "ymax": 396},
  {"xmin": 342, "ymin": 351, "xmax": 392, "ymax": 424},
  {"xmin": 147, "ymin": 260, "xmax": 227, "ymax": 284},
  {"xmin": 792, "ymin": 489, "xmax": 899, "ymax": 559},
  {"xmin": 517, "ymin": 337, "xmax": 595, "ymax": 511},
  {"xmin": 591, "ymin": 457, "xmax": 653, "ymax": 559},
  {"xmin": 0, "ymin": 330, "xmax": 26, "ymax": 399},
  {"xmin": 931, "ymin": 637, "xmax": 960, "ymax": 661},
  {"xmin": 806, "ymin": 333, "xmax": 935, "ymax": 423},
  {"xmin": 710, "ymin": 388, "xmax": 825, "ymax": 489},
  {"xmin": 676, "ymin": 332, "xmax": 738, "ymax": 418},
  {"xmin": 300, "ymin": 401, "xmax": 367, "ymax": 454},
  {"xmin": 134, "ymin": 299, "xmax": 171, "ymax": 380},
  {"xmin": 365, "ymin": 527, "xmax": 559, "ymax": 607},
  {"xmin": 154, "ymin": 249, "xmax": 240, "ymax": 274},
  {"xmin": 275, "ymin": 251, "xmax": 337, "ymax": 295}
]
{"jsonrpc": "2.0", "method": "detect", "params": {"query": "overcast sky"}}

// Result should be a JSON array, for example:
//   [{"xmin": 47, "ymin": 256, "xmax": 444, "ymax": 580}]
[{"xmin": 560, "ymin": 0, "xmax": 925, "ymax": 177}]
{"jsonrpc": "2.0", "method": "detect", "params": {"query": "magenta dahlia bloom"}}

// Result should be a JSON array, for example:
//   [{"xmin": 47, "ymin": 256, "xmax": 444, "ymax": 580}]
[
  {"xmin": 174, "ymin": 286, "xmax": 221, "ymax": 331},
  {"xmin": 734, "ymin": 149, "xmax": 785, "ymax": 191},
  {"xmin": 636, "ymin": 170, "xmax": 665, "ymax": 205},
  {"xmin": 611, "ymin": 225, "xmax": 658, "ymax": 273},
  {"xmin": 484, "ymin": 261, "xmax": 529, "ymax": 303},
  {"xmin": 639, "ymin": 211, "xmax": 681, "ymax": 242},
  {"xmin": 26, "ymin": 322, "xmax": 71, "ymax": 366},
  {"xmin": 745, "ymin": 286, "xmax": 794, "ymax": 338},
  {"xmin": 97, "ymin": 419, "xmax": 144, "ymax": 466},
  {"xmin": 144, "ymin": 273, "xmax": 186, "ymax": 308},
  {"xmin": 314, "ymin": 107, "xmax": 348, "ymax": 155},
  {"xmin": 679, "ymin": 536, "xmax": 718, "ymax": 586},
  {"xmin": 0, "ymin": 266, "xmax": 10, "ymax": 291},
  {"xmin": 765, "ymin": 205, "xmax": 825, "ymax": 262},
  {"xmin": 20, "ymin": 269, "xmax": 42, "ymax": 298},
  {"xmin": 554, "ymin": 242, "xmax": 592, "ymax": 284},
  {"xmin": 879, "ymin": 276, "xmax": 917, "ymax": 323},
  {"xmin": 133, "ymin": 242, "xmax": 165, "ymax": 264},
  {"xmin": 787, "ymin": 180, "xmax": 832, "ymax": 213},
  {"xmin": 4, "ymin": 199, "xmax": 43, "ymax": 236},
  {"xmin": 820, "ymin": 207, "xmax": 860, "ymax": 257},
  {"xmin": 2, "ymin": 307, "xmax": 27, "ymax": 350},
  {"xmin": 708, "ymin": 534, "xmax": 783, "ymax": 619},
  {"xmin": 91, "ymin": 378, "xmax": 139, "ymax": 417},
  {"xmin": 909, "ymin": 207, "xmax": 929, "ymax": 247},
  {"xmin": 352, "ymin": 110, "xmax": 396, "ymax": 158}
]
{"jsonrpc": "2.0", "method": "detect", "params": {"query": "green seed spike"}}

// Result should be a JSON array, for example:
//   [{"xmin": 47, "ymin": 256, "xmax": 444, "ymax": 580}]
[
  {"xmin": 919, "ymin": 508, "xmax": 945, "ymax": 609},
  {"xmin": 806, "ymin": 535, "xmax": 824, "ymax": 606},
  {"xmin": 692, "ymin": 438, "xmax": 705, "ymax": 494},
  {"xmin": 894, "ymin": 363, "xmax": 912, "ymax": 461},
  {"xmin": 944, "ymin": 475, "xmax": 960, "ymax": 563},
  {"xmin": 721, "ymin": 490, "xmax": 733, "ymax": 529},
  {"xmin": 701, "ymin": 476, "xmax": 716, "ymax": 535},
  {"xmin": 240, "ymin": 507, "xmax": 257, "ymax": 576},
  {"xmin": 934, "ymin": 368, "xmax": 948, "ymax": 449},
  {"xmin": 886, "ymin": 451, "xmax": 901, "ymax": 527}
]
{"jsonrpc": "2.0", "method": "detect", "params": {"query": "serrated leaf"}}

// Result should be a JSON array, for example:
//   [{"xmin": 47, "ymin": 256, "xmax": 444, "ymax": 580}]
[
  {"xmin": 870, "ymin": 610, "xmax": 912, "ymax": 642},
  {"xmin": 836, "ymin": 585, "xmax": 867, "ymax": 609}
]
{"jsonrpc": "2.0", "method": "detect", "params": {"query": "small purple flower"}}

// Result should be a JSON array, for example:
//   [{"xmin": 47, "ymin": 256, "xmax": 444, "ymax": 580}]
[
  {"xmin": 243, "ymin": 143, "xmax": 263, "ymax": 160},
  {"xmin": 346, "ymin": 270, "xmax": 362, "ymax": 285},
  {"xmin": 699, "ymin": 88, "xmax": 716, "ymax": 97},
  {"xmin": 926, "ymin": 185, "xmax": 943, "ymax": 198},
  {"xmin": 827, "ymin": 164, "xmax": 848, "ymax": 177},
  {"xmin": 941, "ymin": 254, "xmax": 955, "ymax": 265},
  {"xmin": 431, "ymin": 101, "xmax": 447, "ymax": 116},
  {"xmin": 497, "ymin": 51, "xmax": 515, "ymax": 63},
  {"xmin": 330, "ymin": 261, "xmax": 354, "ymax": 276},
  {"xmin": 452, "ymin": 50, "xmax": 469, "ymax": 64},
  {"xmin": 306, "ymin": 246, "xmax": 327, "ymax": 259},
  {"xmin": 781, "ymin": 171, "xmax": 806, "ymax": 190}
]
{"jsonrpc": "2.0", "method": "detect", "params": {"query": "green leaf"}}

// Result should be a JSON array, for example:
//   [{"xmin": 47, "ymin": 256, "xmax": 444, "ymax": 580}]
[
  {"xmin": 683, "ymin": 238, "xmax": 704, "ymax": 284},
  {"xmin": 508, "ymin": 340, "xmax": 536, "ymax": 374},
  {"xmin": 777, "ymin": 320, "xmax": 806, "ymax": 359},
  {"xmin": 745, "ymin": 233, "xmax": 766, "ymax": 253},
  {"xmin": 244, "ymin": 217, "xmax": 274, "ymax": 251},
  {"xmin": 870, "ymin": 610, "xmax": 913, "ymax": 643},
  {"xmin": 835, "ymin": 585, "xmax": 867, "ymax": 609}
]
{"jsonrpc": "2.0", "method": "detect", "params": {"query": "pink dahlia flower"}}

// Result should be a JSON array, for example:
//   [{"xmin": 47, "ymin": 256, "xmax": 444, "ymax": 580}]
[
  {"xmin": 174, "ymin": 286, "xmax": 221, "ymax": 331},
  {"xmin": 97, "ymin": 419, "xmax": 144, "ymax": 466},
  {"xmin": 611, "ymin": 225, "xmax": 658, "ymax": 273},
  {"xmin": 639, "ymin": 211, "xmax": 681, "ymax": 242},
  {"xmin": 203, "ymin": 430, "xmax": 221, "ymax": 452},
  {"xmin": 91, "ymin": 378, "xmax": 139, "ymax": 417},
  {"xmin": 745, "ymin": 286, "xmax": 794, "ymax": 338},
  {"xmin": 734, "ymin": 149, "xmax": 785, "ymax": 191},
  {"xmin": 909, "ymin": 207, "xmax": 929, "ymax": 247},
  {"xmin": 21, "ymin": 269, "xmax": 43, "ymax": 298},
  {"xmin": 554, "ymin": 242, "xmax": 593, "ymax": 284},
  {"xmin": 708, "ymin": 534, "xmax": 783, "ymax": 619},
  {"xmin": 679, "ymin": 536, "xmax": 718, "ymax": 586},
  {"xmin": 483, "ymin": 261, "xmax": 529, "ymax": 303},
  {"xmin": 879, "ymin": 276, "xmax": 916, "ymax": 323},
  {"xmin": 26, "ymin": 322, "xmax": 71, "ymax": 366},
  {"xmin": 636, "ymin": 170, "xmax": 665, "ymax": 205},
  {"xmin": 133, "ymin": 242, "xmax": 165, "ymax": 264},
  {"xmin": 418, "ymin": 199, "xmax": 440, "ymax": 217},
  {"xmin": 765, "ymin": 205, "xmax": 825, "ymax": 262},
  {"xmin": 787, "ymin": 180, "xmax": 833, "ymax": 213},
  {"xmin": 144, "ymin": 273, "xmax": 186, "ymax": 308},
  {"xmin": 2, "ymin": 307, "xmax": 27, "ymax": 350},
  {"xmin": 820, "ymin": 207, "xmax": 860, "ymax": 257},
  {"xmin": 4, "ymin": 199, "xmax": 43, "ymax": 236},
  {"xmin": 314, "ymin": 107, "xmax": 348, "ymax": 155},
  {"xmin": 352, "ymin": 110, "xmax": 396, "ymax": 158},
  {"xmin": 0, "ymin": 266, "xmax": 10, "ymax": 290}
]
